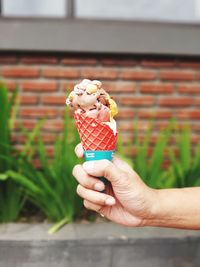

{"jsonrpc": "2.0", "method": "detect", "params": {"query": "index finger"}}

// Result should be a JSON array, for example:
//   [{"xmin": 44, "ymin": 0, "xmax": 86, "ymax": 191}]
[{"xmin": 75, "ymin": 143, "xmax": 84, "ymax": 158}]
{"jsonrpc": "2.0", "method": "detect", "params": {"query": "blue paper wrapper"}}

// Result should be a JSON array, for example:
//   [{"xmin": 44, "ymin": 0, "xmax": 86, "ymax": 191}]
[{"xmin": 84, "ymin": 150, "xmax": 114, "ymax": 187}]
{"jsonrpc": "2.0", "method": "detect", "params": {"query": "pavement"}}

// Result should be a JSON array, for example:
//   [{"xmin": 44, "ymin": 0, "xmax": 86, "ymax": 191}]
[{"xmin": 0, "ymin": 222, "xmax": 200, "ymax": 267}]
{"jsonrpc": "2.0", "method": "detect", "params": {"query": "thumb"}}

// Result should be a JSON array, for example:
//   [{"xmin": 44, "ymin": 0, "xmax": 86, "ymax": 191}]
[{"xmin": 82, "ymin": 159, "xmax": 128, "ymax": 185}]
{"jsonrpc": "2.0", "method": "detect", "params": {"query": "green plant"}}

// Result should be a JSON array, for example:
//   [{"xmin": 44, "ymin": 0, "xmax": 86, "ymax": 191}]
[
  {"xmin": 0, "ymin": 83, "xmax": 43, "ymax": 222},
  {"xmin": 168, "ymin": 126, "xmax": 200, "ymax": 187},
  {"xmin": 0, "ymin": 83, "xmax": 23, "ymax": 222},
  {"xmin": 6, "ymin": 109, "xmax": 83, "ymax": 232},
  {"xmin": 118, "ymin": 120, "xmax": 175, "ymax": 189}
]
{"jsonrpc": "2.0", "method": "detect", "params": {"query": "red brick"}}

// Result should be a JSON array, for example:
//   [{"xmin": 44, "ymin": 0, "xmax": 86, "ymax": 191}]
[
  {"xmin": 122, "ymin": 147, "xmax": 137, "ymax": 157},
  {"xmin": 103, "ymin": 82, "xmax": 135, "ymax": 93},
  {"xmin": 133, "ymin": 121, "xmax": 154, "ymax": 131},
  {"xmin": 2, "ymin": 81, "xmax": 17, "ymax": 91},
  {"xmin": 155, "ymin": 122, "xmax": 194, "ymax": 131},
  {"xmin": 58, "ymin": 109, "xmax": 74, "ymax": 118},
  {"xmin": 137, "ymin": 135, "xmax": 171, "ymax": 145},
  {"xmin": 138, "ymin": 110, "xmax": 173, "ymax": 119},
  {"xmin": 191, "ymin": 135, "xmax": 200, "ymax": 144},
  {"xmin": 65, "ymin": 81, "xmax": 135, "ymax": 93},
  {"xmin": 43, "ymin": 68, "xmax": 80, "ymax": 79},
  {"xmin": 179, "ymin": 61, "xmax": 200, "ymax": 68},
  {"xmin": 119, "ymin": 133, "xmax": 133, "ymax": 142},
  {"xmin": 39, "ymin": 133, "xmax": 57, "ymax": 144},
  {"xmin": 123, "ymin": 146, "xmax": 169, "ymax": 158},
  {"xmin": 155, "ymin": 122, "xmax": 174, "ymax": 131},
  {"xmin": 30, "ymin": 147, "xmax": 55, "ymax": 160},
  {"xmin": 119, "ymin": 120, "xmax": 155, "ymax": 132},
  {"xmin": 0, "ymin": 56, "xmax": 17, "ymax": 64},
  {"xmin": 141, "ymin": 59, "xmax": 176, "ymax": 68},
  {"xmin": 119, "ymin": 121, "xmax": 172, "ymax": 132},
  {"xmin": 11, "ymin": 135, "xmax": 19, "ymax": 143},
  {"xmin": 160, "ymin": 70, "xmax": 194, "ymax": 81},
  {"xmin": 15, "ymin": 120, "xmax": 37, "ymax": 130},
  {"xmin": 16, "ymin": 135, "xmax": 28, "ymax": 144},
  {"xmin": 178, "ymin": 84, "xmax": 200, "ymax": 94},
  {"xmin": 13, "ymin": 144, "xmax": 24, "ymax": 153},
  {"xmin": 42, "ymin": 120, "xmax": 64, "ymax": 132},
  {"xmin": 3, "ymin": 68, "xmax": 40, "ymax": 78},
  {"xmin": 61, "ymin": 57, "xmax": 97, "ymax": 65},
  {"xmin": 194, "ymin": 124, "xmax": 200, "ymax": 132},
  {"xmin": 21, "ymin": 56, "xmax": 57, "ymax": 64},
  {"xmin": 120, "ymin": 96, "xmax": 154, "ymax": 106},
  {"xmin": 46, "ymin": 147, "xmax": 55, "ymax": 157},
  {"xmin": 176, "ymin": 111, "xmax": 200, "ymax": 119},
  {"xmin": 159, "ymin": 97, "xmax": 193, "ymax": 107},
  {"xmin": 19, "ymin": 95, "xmax": 38, "ymax": 105},
  {"xmin": 32, "ymin": 158, "xmax": 42, "ymax": 168},
  {"xmin": 118, "ymin": 121, "xmax": 134, "ymax": 131},
  {"xmin": 41, "ymin": 95, "xmax": 65, "ymax": 105},
  {"xmin": 82, "ymin": 68, "xmax": 118, "ymax": 80},
  {"xmin": 21, "ymin": 81, "xmax": 57, "ymax": 92},
  {"xmin": 140, "ymin": 83, "xmax": 174, "ymax": 94},
  {"xmin": 121, "ymin": 70, "xmax": 156, "ymax": 80},
  {"xmin": 194, "ymin": 98, "xmax": 200, "ymax": 106},
  {"xmin": 62, "ymin": 82, "xmax": 77, "ymax": 92},
  {"xmin": 195, "ymin": 71, "xmax": 200, "ymax": 81},
  {"xmin": 116, "ymin": 109, "xmax": 135, "ymax": 119},
  {"xmin": 20, "ymin": 108, "xmax": 58, "ymax": 118},
  {"xmin": 17, "ymin": 134, "xmax": 56, "ymax": 144},
  {"xmin": 43, "ymin": 135, "xmax": 57, "ymax": 144},
  {"xmin": 100, "ymin": 58, "xmax": 136, "ymax": 66}
]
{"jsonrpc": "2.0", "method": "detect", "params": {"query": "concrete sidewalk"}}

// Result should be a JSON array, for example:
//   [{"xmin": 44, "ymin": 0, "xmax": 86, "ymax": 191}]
[{"xmin": 0, "ymin": 223, "xmax": 200, "ymax": 267}]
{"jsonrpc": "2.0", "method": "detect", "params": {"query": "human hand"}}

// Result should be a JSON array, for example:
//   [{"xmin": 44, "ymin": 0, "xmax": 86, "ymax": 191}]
[{"xmin": 73, "ymin": 144, "xmax": 158, "ymax": 227}]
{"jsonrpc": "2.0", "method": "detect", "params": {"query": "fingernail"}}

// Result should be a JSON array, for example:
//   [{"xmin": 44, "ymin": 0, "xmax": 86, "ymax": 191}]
[
  {"xmin": 83, "ymin": 161, "xmax": 95, "ymax": 173},
  {"xmin": 105, "ymin": 197, "xmax": 116, "ymax": 206},
  {"xmin": 94, "ymin": 183, "xmax": 105, "ymax": 191}
]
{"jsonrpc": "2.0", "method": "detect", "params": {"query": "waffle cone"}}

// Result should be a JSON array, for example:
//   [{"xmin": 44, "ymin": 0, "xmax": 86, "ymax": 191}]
[{"xmin": 74, "ymin": 114, "xmax": 117, "ymax": 151}]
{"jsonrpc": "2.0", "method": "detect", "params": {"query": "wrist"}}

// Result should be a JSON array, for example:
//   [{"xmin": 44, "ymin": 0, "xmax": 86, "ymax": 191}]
[
  {"xmin": 143, "ymin": 188, "xmax": 163, "ymax": 227},
  {"xmin": 144, "ymin": 188, "xmax": 183, "ymax": 228}
]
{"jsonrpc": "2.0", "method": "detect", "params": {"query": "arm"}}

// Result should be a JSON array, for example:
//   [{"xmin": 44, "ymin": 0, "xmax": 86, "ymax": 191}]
[
  {"xmin": 73, "ymin": 144, "xmax": 200, "ymax": 229},
  {"xmin": 150, "ymin": 187, "xmax": 200, "ymax": 229}
]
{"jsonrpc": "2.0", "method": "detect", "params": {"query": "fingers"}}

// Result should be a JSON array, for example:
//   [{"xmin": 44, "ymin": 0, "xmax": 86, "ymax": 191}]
[
  {"xmin": 112, "ymin": 156, "xmax": 134, "ymax": 173},
  {"xmin": 83, "ymin": 200, "xmax": 102, "ymax": 213},
  {"xmin": 77, "ymin": 184, "xmax": 116, "ymax": 206},
  {"xmin": 82, "ymin": 159, "xmax": 127, "ymax": 184},
  {"xmin": 73, "ymin": 164, "xmax": 105, "ymax": 191},
  {"xmin": 82, "ymin": 157, "xmax": 143, "ymax": 188},
  {"xmin": 75, "ymin": 143, "xmax": 84, "ymax": 158}
]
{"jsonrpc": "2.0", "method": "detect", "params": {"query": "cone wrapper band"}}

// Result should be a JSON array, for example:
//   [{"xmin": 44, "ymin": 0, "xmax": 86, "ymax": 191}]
[
  {"xmin": 74, "ymin": 114, "xmax": 117, "ymax": 151},
  {"xmin": 84, "ymin": 150, "xmax": 114, "ymax": 161},
  {"xmin": 84, "ymin": 150, "xmax": 114, "ymax": 186}
]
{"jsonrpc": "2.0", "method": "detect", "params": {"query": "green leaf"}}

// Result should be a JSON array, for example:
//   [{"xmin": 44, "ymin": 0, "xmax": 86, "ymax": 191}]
[
  {"xmin": 0, "ymin": 173, "xmax": 8, "ymax": 180},
  {"xmin": 178, "ymin": 125, "xmax": 191, "ymax": 171},
  {"xmin": 48, "ymin": 216, "xmax": 72, "ymax": 234}
]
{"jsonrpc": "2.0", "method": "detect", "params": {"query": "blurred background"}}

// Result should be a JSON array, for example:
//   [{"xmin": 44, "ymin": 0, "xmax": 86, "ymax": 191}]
[{"xmin": 0, "ymin": 0, "xmax": 200, "ymax": 225}]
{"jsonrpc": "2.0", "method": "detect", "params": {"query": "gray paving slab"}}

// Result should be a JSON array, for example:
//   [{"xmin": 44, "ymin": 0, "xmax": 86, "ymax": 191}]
[{"xmin": 0, "ymin": 223, "xmax": 200, "ymax": 267}]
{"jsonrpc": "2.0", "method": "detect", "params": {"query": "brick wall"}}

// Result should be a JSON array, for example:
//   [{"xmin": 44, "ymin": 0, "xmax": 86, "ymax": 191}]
[{"xmin": 1, "ymin": 53, "xmax": 200, "ymax": 156}]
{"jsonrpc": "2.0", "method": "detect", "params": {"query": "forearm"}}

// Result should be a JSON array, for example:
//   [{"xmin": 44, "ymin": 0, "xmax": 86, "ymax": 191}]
[{"xmin": 149, "ymin": 187, "xmax": 200, "ymax": 229}]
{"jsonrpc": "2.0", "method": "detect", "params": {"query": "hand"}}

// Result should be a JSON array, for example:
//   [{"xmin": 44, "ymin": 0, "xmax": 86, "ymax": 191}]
[{"xmin": 73, "ymin": 144, "xmax": 158, "ymax": 227}]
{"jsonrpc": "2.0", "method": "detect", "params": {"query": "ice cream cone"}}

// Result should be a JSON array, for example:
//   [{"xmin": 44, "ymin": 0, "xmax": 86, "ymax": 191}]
[
  {"xmin": 66, "ymin": 79, "xmax": 118, "ymax": 188},
  {"xmin": 74, "ymin": 113, "xmax": 117, "ymax": 151},
  {"xmin": 74, "ymin": 113, "xmax": 118, "ymax": 187}
]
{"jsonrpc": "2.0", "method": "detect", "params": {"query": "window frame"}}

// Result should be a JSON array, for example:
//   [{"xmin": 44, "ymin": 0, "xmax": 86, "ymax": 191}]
[{"xmin": 0, "ymin": 17, "xmax": 200, "ymax": 56}]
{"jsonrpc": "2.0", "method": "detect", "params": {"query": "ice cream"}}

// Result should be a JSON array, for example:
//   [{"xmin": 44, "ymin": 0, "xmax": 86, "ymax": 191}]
[
  {"xmin": 66, "ymin": 79, "xmax": 118, "ymax": 183},
  {"xmin": 66, "ymin": 79, "xmax": 118, "ymax": 135}
]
